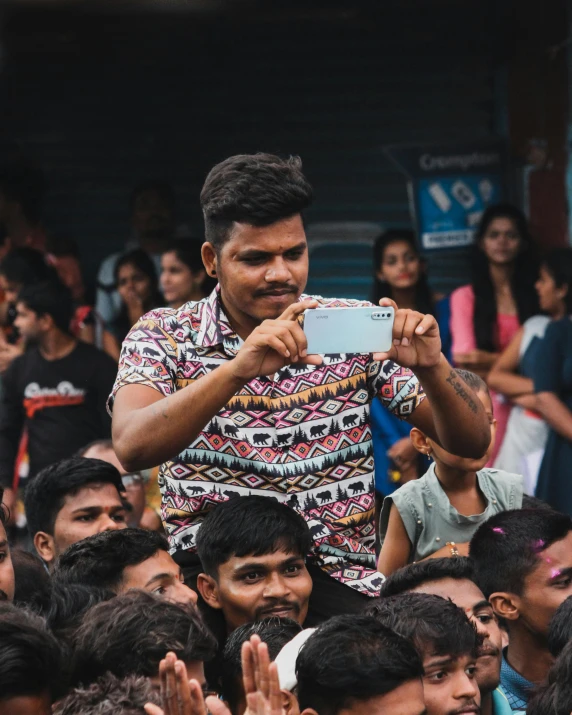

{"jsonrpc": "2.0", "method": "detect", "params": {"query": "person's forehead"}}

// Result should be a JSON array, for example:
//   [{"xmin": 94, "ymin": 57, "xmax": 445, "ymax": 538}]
[
  {"xmin": 412, "ymin": 577, "xmax": 485, "ymax": 611},
  {"xmin": 223, "ymin": 548, "xmax": 302, "ymax": 572},
  {"xmin": 223, "ymin": 215, "xmax": 306, "ymax": 254},
  {"xmin": 528, "ymin": 531, "xmax": 572, "ymax": 582},
  {"xmin": 60, "ymin": 482, "xmax": 122, "ymax": 513},
  {"xmin": 424, "ymin": 651, "xmax": 474, "ymax": 669},
  {"xmin": 123, "ymin": 549, "xmax": 177, "ymax": 584}
]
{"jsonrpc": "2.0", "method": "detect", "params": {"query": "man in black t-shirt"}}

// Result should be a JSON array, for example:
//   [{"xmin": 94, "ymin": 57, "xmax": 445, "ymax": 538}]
[{"xmin": 0, "ymin": 280, "xmax": 118, "ymax": 518}]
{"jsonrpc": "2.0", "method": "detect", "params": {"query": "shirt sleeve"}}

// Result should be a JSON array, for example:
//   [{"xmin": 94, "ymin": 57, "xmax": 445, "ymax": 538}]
[
  {"xmin": 95, "ymin": 255, "xmax": 119, "ymax": 326},
  {"xmin": 532, "ymin": 319, "xmax": 566, "ymax": 394},
  {"xmin": 107, "ymin": 309, "xmax": 180, "ymax": 413},
  {"xmin": 378, "ymin": 486, "xmax": 419, "ymax": 547},
  {"xmin": 450, "ymin": 284, "xmax": 477, "ymax": 354},
  {"xmin": 368, "ymin": 360, "xmax": 425, "ymax": 419},
  {"xmin": 0, "ymin": 360, "xmax": 25, "ymax": 488}
]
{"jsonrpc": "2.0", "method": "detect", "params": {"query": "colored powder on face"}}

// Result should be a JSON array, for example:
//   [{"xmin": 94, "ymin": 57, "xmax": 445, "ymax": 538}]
[
  {"xmin": 531, "ymin": 539, "xmax": 546, "ymax": 552},
  {"xmin": 550, "ymin": 568, "xmax": 562, "ymax": 579}
]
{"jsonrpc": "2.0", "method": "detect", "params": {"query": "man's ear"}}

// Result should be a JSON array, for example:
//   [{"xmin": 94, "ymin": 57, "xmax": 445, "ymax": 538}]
[
  {"xmin": 282, "ymin": 690, "xmax": 300, "ymax": 715},
  {"xmin": 489, "ymin": 591, "xmax": 520, "ymax": 622},
  {"xmin": 34, "ymin": 531, "xmax": 56, "ymax": 566},
  {"xmin": 196, "ymin": 572, "xmax": 222, "ymax": 610},
  {"xmin": 201, "ymin": 243, "xmax": 217, "ymax": 278},
  {"xmin": 409, "ymin": 427, "xmax": 430, "ymax": 456}
]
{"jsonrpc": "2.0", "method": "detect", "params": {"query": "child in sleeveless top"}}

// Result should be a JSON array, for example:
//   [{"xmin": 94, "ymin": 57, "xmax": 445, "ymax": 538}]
[{"xmin": 378, "ymin": 369, "xmax": 524, "ymax": 577}]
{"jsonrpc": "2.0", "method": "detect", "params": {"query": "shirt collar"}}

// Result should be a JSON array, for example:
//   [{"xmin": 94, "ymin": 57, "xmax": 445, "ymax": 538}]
[
  {"xmin": 196, "ymin": 286, "xmax": 241, "ymax": 355},
  {"xmin": 500, "ymin": 650, "xmax": 534, "ymax": 710}
]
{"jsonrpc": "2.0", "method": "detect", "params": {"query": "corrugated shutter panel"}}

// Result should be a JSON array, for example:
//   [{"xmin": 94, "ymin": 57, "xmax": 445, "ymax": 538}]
[{"xmin": 0, "ymin": 2, "xmax": 499, "ymax": 293}]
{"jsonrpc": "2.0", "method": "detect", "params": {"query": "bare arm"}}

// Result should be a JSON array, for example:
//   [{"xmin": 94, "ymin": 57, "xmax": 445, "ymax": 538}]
[
  {"xmin": 377, "ymin": 504, "xmax": 412, "ymax": 576},
  {"xmin": 488, "ymin": 327, "xmax": 533, "ymax": 397},
  {"xmin": 534, "ymin": 392, "xmax": 572, "ymax": 442}
]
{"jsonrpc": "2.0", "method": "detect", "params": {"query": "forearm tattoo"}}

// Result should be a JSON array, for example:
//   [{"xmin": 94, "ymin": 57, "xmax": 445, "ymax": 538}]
[{"xmin": 445, "ymin": 370, "xmax": 478, "ymax": 414}]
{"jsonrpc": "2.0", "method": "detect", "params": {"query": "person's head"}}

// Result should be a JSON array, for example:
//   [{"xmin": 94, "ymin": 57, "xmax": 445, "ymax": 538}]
[
  {"xmin": 196, "ymin": 496, "xmax": 313, "ymax": 632},
  {"xmin": 222, "ymin": 617, "xmax": 303, "ymax": 715},
  {"xmin": 11, "ymin": 549, "xmax": 51, "ymax": 610},
  {"xmin": 130, "ymin": 180, "xmax": 175, "ymax": 244},
  {"xmin": 24, "ymin": 456, "xmax": 128, "ymax": 565},
  {"xmin": 14, "ymin": 279, "xmax": 74, "ymax": 345},
  {"xmin": 548, "ymin": 595, "xmax": 572, "ymax": 657},
  {"xmin": 535, "ymin": 248, "xmax": 572, "ymax": 318},
  {"xmin": 470, "ymin": 508, "xmax": 572, "ymax": 642},
  {"xmin": 79, "ymin": 440, "xmax": 144, "ymax": 527},
  {"xmin": 55, "ymin": 528, "xmax": 197, "ymax": 607},
  {"xmin": 0, "ymin": 247, "xmax": 53, "ymax": 304},
  {"xmin": 114, "ymin": 249, "xmax": 161, "ymax": 313},
  {"xmin": 0, "ymin": 158, "xmax": 46, "ymax": 228},
  {"xmin": 45, "ymin": 234, "xmax": 84, "ymax": 303},
  {"xmin": 54, "ymin": 673, "xmax": 160, "ymax": 715},
  {"xmin": 160, "ymin": 239, "xmax": 210, "ymax": 308},
  {"xmin": 380, "ymin": 558, "xmax": 502, "ymax": 695},
  {"xmin": 368, "ymin": 593, "xmax": 480, "ymax": 715},
  {"xmin": 0, "ymin": 603, "xmax": 63, "ymax": 715},
  {"xmin": 372, "ymin": 229, "xmax": 434, "ymax": 313},
  {"xmin": 70, "ymin": 590, "xmax": 216, "ymax": 688},
  {"xmin": 472, "ymin": 203, "xmax": 539, "ymax": 351},
  {"xmin": 296, "ymin": 614, "xmax": 425, "ymax": 715},
  {"xmin": 411, "ymin": 369, "xmax": 495, "ymax": 471},
  {"xmin": 200, "ymin": 153, "xmax": 313, "ymax": 327},
  {"xmin": 0, "ymin": 502, "xmax": 14, "ymax": 603},
  {"xmin": 526, "ymin": 638, "xmax": 572, "ymax": 715}
]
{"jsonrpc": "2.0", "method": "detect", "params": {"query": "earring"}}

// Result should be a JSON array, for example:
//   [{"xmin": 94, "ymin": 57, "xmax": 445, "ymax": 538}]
[{"xmin": 211, "ymin": 269, "xmax": 216, "ymax": 276}]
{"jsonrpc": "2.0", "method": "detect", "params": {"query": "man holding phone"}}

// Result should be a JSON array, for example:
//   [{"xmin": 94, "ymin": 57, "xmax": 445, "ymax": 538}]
[{"xmin": 109, "ymin": 153, "xmax": 490, "ymax": 620}]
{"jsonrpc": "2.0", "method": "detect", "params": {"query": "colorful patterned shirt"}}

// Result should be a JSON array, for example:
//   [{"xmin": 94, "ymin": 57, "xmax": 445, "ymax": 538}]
[{"xmin": 108, "ymin": 288, "xmax": 425, "ymax": 595}]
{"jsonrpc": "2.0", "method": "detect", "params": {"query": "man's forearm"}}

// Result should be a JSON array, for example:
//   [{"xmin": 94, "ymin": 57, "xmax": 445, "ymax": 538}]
[
  {"xmin": 112, "ymin": 361, "xmax": 246, "ymax": 471},
  {"xmin": 412, "ymin": 355, "xmax": 490, "ymax": 458}
]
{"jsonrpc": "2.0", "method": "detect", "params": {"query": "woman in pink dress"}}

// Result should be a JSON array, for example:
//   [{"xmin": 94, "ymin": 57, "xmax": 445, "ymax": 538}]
[{"xmin": 450, "ymin": 204, "xmax": 539, "ymax": 463}]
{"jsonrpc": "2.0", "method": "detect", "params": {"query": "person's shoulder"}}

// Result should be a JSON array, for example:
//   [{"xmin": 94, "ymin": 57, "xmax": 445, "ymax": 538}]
[
  {"xmin": 523, "ymin": 314, "xmax": 550, "ymax": 331},
  {"xmin": 97, "ymin": 251, "xmax": 123, "ymax": 275},
  {"xmin": 302, "ymin": 294, "xmax": 375, "ymax": 309},
  {"xmin": 479, "ymin": 468, "xmax": 524, "ymax": 497},
  {"xmin": 450, "ymin": 284, "xmax": 474, "ymax": 302},
  {"xmin": 392, "ymin": 473, "xmax": 428, "ymax": 501}
]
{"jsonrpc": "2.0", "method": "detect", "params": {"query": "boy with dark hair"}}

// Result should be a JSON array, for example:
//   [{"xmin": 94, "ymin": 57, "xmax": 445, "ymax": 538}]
[
  {"xmin": 0, "ymin": 280, "xmax": 117, "ymax": 519},
  {"xmin": 24, "ymin": 456, "xmax": 127, "ymax": 565},
  {"xmin": 196, "ymin": 496, "xmax": 313, "ymax": 632},
  {"xmin": 71, "ymin": 590, "xmax": 216, "ymax": 688},
  {"xmin": 0, "ymin": 500, "xmax": 14, "ymax": 602},
  {"xmin": 296, "ymin": 614, "xmax": 425, "ymax": 715},
  {"xmin": 368, "ymin": 592, "xmax": 481, "ymax": 715},
  {"xmin": 380, "ymin": 557, "xmax": 506, "ymax": 715},
  {"xmin": 55, "ymin": 527, "xmax": 197, "ymax": 606},
  {"xmin": 111, "ymin": 151, "xmax": 490, "ymax": 619},
  {"xmin": 470, "ymin": 507, "xmax": 572, "ymax": 711},
  {"xmin": 221, "ymin": 617, "xmax": 302, "ymax": 715},
  {"xmin": 0, "ymin": 602, "xmax": 63, "ymax": 715},
  {"xmin": 548, "ymin": 595, "xmax": 572, "ymax": 657},
  {"xmin": 54, "ymin": 673, "xmax": 160, "ymax": 715}
]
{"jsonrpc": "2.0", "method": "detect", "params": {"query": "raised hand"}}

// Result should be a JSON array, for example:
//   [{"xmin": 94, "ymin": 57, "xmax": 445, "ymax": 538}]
[
  {"xmin": 242, "ymin": 635, "xmax": 286, "ymax": 715},
  {"xmin": 230, "ymin": 300, "xmax": 322, "ymax": 381},
  {"xmin": 372, "ymin": 298, "xmax": 441, "ymax": 369}
]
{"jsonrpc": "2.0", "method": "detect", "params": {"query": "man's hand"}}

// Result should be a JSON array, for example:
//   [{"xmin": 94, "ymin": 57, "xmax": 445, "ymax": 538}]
[
  {"xmin": 0, "ymin": 343, "xmax": 23, "ymax": 374},
  {"xmin": 230, "ymin": 300, "xmax": 322, "ymax": 381},
  {"xmin": 372, "ymin": 298, "xmax": 441, "ymax": 369},
  {"xmin": 387, "ymin": 437, "xmax": 417, "ymax": 473},
  {"xmin": 242, "ymin": 635, "xmax": 285, "ymax": 715}
]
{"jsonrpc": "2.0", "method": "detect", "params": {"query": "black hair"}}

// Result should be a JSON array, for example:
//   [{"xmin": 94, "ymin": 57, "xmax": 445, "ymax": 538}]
[
  {"xmin": 469, "ymin": 508, "xmax": 572, "ymax": 599},
  {"xmin": 548, "ymin": 595, "xmax": 572, "ymax": 658},
  {"xmin": 371, "ymin": 229, "xmax": 435, "ymax": 315},
  {"xmin": 54, "ymin": 672, "xmax": 161, "ymax": 715},
  {"xmin": 70, "ymin": 590, "xmax": 217, "ymax": 686},
  {"xmin": 455, "ymin": 368, "xmax": 490, "ymax": 400},
  {"xmin": 200, "ymin": 153, "xmax": 313, "ymax": 251},
  {"xmin": 0, "ymin": 158, "xmax": 46, "ymax": 223},
  {"xmin": 472, "ymin": 204, "xmax": 539, "ymax": 351},
  {"xmin": 162, "ymin": 239, "xmax": 216, "ymax": 297},
  {"xmin": 366, "ymin": 592, "xmax": 479, "ymax": 661},
  {"xmin": 17, "ymin": 279, "xmax": 74, "ymax": 333},
  {"xmin": 196, "ymin": 496, "xmax": 312, "ymax": 578},
  {"xmin": 129, "ymin": 180, "xmax": 176, "ymax": 215},
  {"xmin": 55, "ymin": 528, "xmax": 169, "ymax": 592},
  {"xmin": 24, "ymin": 456, "xmax": 124, "ymax": 537},
  {"xmin": 112, "ymin": 249, "xmax": 163, "ymax": 342},
  {"xmin": 541, "ymin": 247, "xmax": 572, "ymax": 314},
  {"xmin": 221, "ymin": 617, "xmax": 302, "ymax": 710},
  {"xmin": 11, "ymin": 549, "xmax": 51, "ymax": 611},
  {"xmin": 0, "ymin": 247, "xmax": 54, "ymax": 286},
  {"xmin": 380, "ymin": 557, "xmax": 477, "ymax": 598},
  {"xmin": 527, "ymin": 639, "xmax": 572, "ymax": 715},
  {"xmin": 0, "ymin": 602, "xmax": 64, "ymax": 702},
  {"xmin": 296, "ymin": 614, "xmax": 423, "ymax": 715}
]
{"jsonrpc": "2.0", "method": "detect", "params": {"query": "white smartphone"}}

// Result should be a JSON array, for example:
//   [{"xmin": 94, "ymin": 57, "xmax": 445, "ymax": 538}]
[{"xmin": 303, "ymin": 306, "xmax": 395, "ymax": 355}]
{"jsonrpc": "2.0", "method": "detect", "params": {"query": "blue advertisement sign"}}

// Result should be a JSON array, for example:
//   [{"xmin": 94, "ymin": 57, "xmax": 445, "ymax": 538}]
[{"xmin": 386, "ymin": 143, "xmax": 507, "ymax": 251}]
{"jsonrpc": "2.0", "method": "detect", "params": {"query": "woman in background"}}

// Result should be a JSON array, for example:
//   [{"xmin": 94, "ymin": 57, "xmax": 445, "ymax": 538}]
[
  {"xmin": 104, "ymin": 249, "xmax": 163, "ymax": 361},
  {"xmin": 160, "ymin": 239, "xmax": 214, "ymax": 309},
  {"xmin": 449, "ymin": 204, "xmax": 539, "ymax": 463},
  {"xmin": 489, "ymin": 248, "xmax": 572, "ymax": 494}
]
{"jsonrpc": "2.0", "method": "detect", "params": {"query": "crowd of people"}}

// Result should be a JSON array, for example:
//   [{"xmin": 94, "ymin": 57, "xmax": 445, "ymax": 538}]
[{"xmin": 0, "ymin": 152, "xmax": 571, "ymax": 714}]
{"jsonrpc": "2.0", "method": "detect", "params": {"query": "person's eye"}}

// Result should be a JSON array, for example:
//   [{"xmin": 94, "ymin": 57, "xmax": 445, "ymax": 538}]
[
  {"xmin": 285, "ymin": 250, "xmax": 304, "ymax": 261},
  {"xmin": 466, "ymin": 666, "xmax": 477, "ymax": 678},
  {"xmin": 427, "ymin": 670, "xmax": 447, "ymax": 682},
  {"xmin": 153, "ymin": 586, "xmax": 168, "ymax": 595},
  {"xmin": 0, "ymin": 552, "xmax": 7, "ymax": 563},
  {"xmin": 76, "ymin": 515, "xmax": 95, "ymax": 522},
  {"xmin": 242, "ymin": 572, "xmax": 263, "ymax": 583},
  {"xmin": 113, "ymin": 513, "xmax": 127, "ymax": 523},
  {"xmin": 284, "ymin": 564, "xmax": 303, "ymax": 575},
  {"xmin": 554, "ymin": 576, "xmax": 572, "ymax": 588},
  {"xmin": 476, "ymin": 613, "xmax": 493, "ymax": 624},
  {"xmin": 243, "ymin": 256, "xmax": 265, "ymax": 265}
]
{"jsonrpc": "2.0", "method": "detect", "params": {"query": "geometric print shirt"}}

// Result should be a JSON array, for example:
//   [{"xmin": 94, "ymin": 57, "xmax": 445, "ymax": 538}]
[{"xmin": 108, "ymin": 287, "xmax": 425, "ymax": 596}]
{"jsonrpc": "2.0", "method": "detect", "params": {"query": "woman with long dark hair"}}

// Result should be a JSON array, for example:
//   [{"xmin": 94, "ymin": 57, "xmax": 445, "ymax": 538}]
[
  {"xmin": 103, "ymin": 249, "xmax": 163, "ymax": 361},
  {"xmin": 160, "ymin": 240, "xmax": 214, "ymax": 309},
  {"xmin": 450, "ymin": 204, "xmax": 539, "ymax": 462}
]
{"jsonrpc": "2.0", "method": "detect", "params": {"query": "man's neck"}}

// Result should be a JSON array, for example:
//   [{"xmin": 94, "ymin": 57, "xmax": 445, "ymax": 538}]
[
  {"xmin": 39, "ymin": 330, "xmax": 77, "ymax": 361},
  {"xmin": 506, "ymin": 628, "xmax": 553, "ymax": 685},
  {"xmin": 480, "ymin": 691, "xmax": 493, "ymax": 715}
]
